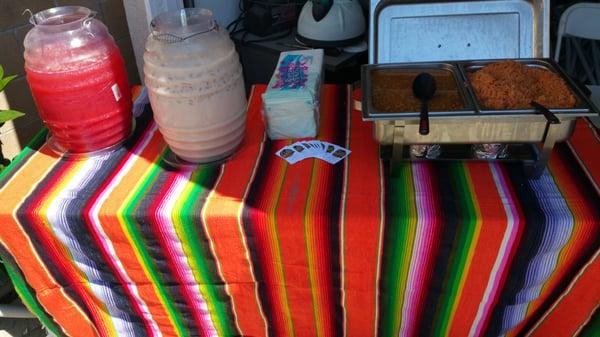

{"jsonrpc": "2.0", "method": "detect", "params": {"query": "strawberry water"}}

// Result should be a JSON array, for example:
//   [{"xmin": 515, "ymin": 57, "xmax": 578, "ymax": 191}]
[{"xmin": 26, "ymin": 46, "xmax": 132, "ymax": 153}]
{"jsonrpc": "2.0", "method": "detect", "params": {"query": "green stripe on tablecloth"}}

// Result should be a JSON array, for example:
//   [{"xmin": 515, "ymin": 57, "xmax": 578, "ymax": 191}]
[
  {"xmin": 119, "ymin": 154, "xmax": 190, "ymax": 337},
  {"xmin": 578, "ymin": 307, "xmax": 600, "ymax": 337},
  {"xmin": 380, "ymin": 163, "xmax": 417, "ymax": 337},
  {"xmin": 173, "ymin": 166, "xmax": 238, "ymax": 337},
  {"xmin": 432, "ymin": 163, "xmax": 478, "ymax": 336},
  {"xmin": 0, "ymin": 129, "xmax": 48, "ymax": 185}
]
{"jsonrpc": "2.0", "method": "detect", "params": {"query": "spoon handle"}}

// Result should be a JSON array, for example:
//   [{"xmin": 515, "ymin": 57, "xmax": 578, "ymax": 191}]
[
  {"xmin": 531, "ymin": 101, "xmax": 560, "ymax": 124},
  {"xmin": 419, "ymin": 101, "xmax": 430, "ymax": 135}
]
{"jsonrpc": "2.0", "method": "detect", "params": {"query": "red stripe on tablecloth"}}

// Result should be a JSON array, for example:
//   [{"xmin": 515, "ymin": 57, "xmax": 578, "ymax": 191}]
[
  {"xmin": 526, "ymin": 249, "xmax": 600, "ymax": 337},
  {"xmin": 448, "ymin": 162, "xmax": 508, "ymax": 336},
  {"xmin": 506, "ymin": 145, "xmax": 600, "ymax": 337},
  {"xmin": 343, "ymin": 88, "xmax": 384, "ymax": 337},
  {"xmin": 18, "ymin": 158, "xmax": 113, "ymax": 336},
  {"xmin": 145, "ymin": 171, "xmax": 215, "ymax": 337},
  {"xmin": 82, "ymin": 122, "xmax": 160, "ymax": 337},
  {"xmin": 302, "ymin": 85, "xmax": 346, "ymax": 337},
  {"xmin": 477, "ymin": 164, "xmax": 528, "ymax": 336},
  {"xmin": 566, "ymin": 118, "xmax": 600, "ymax": 194},
  {"xmin": 273, "ymin": 145, "xmax": 316, "ymax": 336},
  {"xmin": 243, "ymin": 140, "xmax": 295, "ymax": 336},
  {"xmin": 202, "ymin": 86, "xmax": 269, "ymax": 337},
  {"xmin": 96, "ymin": 127, "xmax": 181, "ymax": 337},
  {"xmin": 0, "ymin": 146, "xmax": 100, "ymax": 337}
]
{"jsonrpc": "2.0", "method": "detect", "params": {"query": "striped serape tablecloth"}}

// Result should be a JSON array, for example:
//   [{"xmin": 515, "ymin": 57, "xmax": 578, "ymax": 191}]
[{"xmin": 0, "ymin": 85, "xmax": 598, "ymax": 337}]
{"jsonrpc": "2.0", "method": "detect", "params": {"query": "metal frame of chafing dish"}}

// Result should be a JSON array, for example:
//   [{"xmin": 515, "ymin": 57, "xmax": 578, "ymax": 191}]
[
  {"xmin": 366, "ymin": 0, "xmax": 600, "ymax": 176},
  {"xmin": 380, "ymin": 117, "xmax": 573, "ymax": 177},
  {"xmin": 368, "ymin": 0, "xmax": 556, "ymax": 176},
  {"xmin": 361, "ymin": 58, "xmax": 599, "ymax": 177}
]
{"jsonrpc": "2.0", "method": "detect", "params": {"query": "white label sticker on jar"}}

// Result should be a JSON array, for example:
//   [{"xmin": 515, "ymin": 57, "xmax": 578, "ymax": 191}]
[{"xmin": 112, "ymin": 84, "xmax": 122, "ymax": 101}]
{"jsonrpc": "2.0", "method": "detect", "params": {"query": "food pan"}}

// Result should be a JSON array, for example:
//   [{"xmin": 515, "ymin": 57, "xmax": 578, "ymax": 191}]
[
  {"xmin": 362, "ymin": 62, "xmax": 475, "ymax": 120},
  {"xmin": 458, "ymin": 58, "xmax": 598, "ymax": 116}
]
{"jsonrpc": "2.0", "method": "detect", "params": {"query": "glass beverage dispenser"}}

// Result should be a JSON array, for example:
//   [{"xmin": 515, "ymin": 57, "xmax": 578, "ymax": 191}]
[
  {"xmin": 24, "ymin": 6, "xmax": 132, "ymax": 154},
  {"xmin": 144, "ymin": 8, "xmax": 247, "ymax": 164}
]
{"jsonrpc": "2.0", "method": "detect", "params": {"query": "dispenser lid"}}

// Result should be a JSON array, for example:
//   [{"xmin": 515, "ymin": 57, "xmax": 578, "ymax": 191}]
[
  {"xmin": 151, "ymin": 8, "xmax": 217, "ymax": 44},
  {"xmin": 24, "ymin": 6, "xmax": 113, "ymax": 72},
  {"xmin": 144, "ymin": 8, "xmax": 236, "ymax": 70}
]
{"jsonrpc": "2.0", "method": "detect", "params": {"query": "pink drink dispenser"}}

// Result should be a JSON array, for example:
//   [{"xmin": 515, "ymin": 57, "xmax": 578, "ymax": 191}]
[
  {"xmin": 24, "ymin": 6, "xmax": 132, "ymax": 153},
  {"xmin": 144, "ymin": 8, "xmax": 247, "ymax": 164}
]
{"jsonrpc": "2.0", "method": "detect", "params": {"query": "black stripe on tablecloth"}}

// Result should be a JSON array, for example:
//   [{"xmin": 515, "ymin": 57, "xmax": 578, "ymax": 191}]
[
  {"xmin": 515, "ymin": 144, "xmax": 600, "ymax": 336},
  {"xmin": 241, "ymin": 139, "xmax": 280, "ymax": 337},
  {"xmin": 484, "ymin": 163, "xmax": 548, "ymax": 337},
  {"xmin": 186, "ymin": 164, "xmax": 241, "ymax": 335},
  {"xmin": 242, "ymin": 139, "xmax": 284, "ymax": 336},
  {"xmin": 242, "ymin": 87, "xmax": 347, "ymax": 337},
  {"xmin": 60, "ymin": 112, "xmax": 155, "ymax": 337},
  {"xmin": 15, "ymin": 157, "xmax": 97, "ymax": 328},
  {"xmin": 322, "ymin": 86, "xmax": 346, "ymax": 337},
  {"xmin": 416, "ymin": 162, "xmax": 465, "ymax": 337},
  {"xmin": 13, "ymin": 111, "xmax": 155, "ymax": 337},
  {"xmin": 132, "ymin": 169, "xmax": 202, "ymax": 335}
]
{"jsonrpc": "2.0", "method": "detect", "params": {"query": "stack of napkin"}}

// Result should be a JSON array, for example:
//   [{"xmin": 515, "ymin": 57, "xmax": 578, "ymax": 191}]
[{"xmin": 262, "ymin": 49, "xmax": 324, "ymax": 139}]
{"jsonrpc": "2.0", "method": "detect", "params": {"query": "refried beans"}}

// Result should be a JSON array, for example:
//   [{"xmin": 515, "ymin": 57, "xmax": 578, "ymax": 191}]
[{"xmin": 371, "ymin": 69, "xmax": 465, "ymax": 112}]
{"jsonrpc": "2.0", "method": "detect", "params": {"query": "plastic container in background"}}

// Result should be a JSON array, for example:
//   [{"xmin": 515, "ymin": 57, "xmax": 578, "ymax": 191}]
[
  {"xmin": 24, "ymin": 6, "xmax": 132, "ymax": 154},
  {"xmin": 144, "ymin": 8, "xmax": 247, "ymax": 164}
]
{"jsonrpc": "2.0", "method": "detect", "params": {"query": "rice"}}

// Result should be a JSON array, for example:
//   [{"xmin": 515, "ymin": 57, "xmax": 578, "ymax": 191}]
[{"xmin": 468, "ymin": 60, "xmax": 577, "ymax": 109}]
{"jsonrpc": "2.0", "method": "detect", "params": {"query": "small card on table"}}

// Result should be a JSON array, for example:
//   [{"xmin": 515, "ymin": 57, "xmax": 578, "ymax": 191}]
[{"xmin": 276, "ymin": 141, "xmax": 350, "ymax": 165}]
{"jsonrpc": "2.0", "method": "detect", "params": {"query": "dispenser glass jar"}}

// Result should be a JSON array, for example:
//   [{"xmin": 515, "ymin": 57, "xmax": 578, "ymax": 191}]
[
  {"xmin": 24, "ymin": 6, "xmax": 132, "ymax": 153},
  {"xmin": 144, "ymin": 8, "xmax": 247, "ymax": 164}
]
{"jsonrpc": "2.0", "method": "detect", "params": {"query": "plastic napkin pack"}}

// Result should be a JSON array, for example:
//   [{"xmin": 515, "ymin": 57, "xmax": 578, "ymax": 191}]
[{"xmin": 262, "ymin": 49, "xmax": 324, "ymax": 139}]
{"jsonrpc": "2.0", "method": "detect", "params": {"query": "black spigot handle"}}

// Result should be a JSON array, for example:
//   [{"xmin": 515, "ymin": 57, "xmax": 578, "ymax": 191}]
[{"xmin": 419, "ymin": 101, "xmax": 430, "ymax": 135}]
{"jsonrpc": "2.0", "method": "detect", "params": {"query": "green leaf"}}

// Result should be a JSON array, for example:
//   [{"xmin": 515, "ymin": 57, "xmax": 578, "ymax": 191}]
[
  {"xmin": 0, "ymin": 109, "xmax": 25, "ymax": 123},
  {"xmin": 0, "ymin": 75, "xmax": 17, "ymax": 92},
  {"xmin": 0, "ymin": 65, "xmax": 4, "ymax": 80}
]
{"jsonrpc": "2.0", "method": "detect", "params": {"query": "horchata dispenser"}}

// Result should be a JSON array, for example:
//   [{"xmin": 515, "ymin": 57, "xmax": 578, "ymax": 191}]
[
  {"xmin": 144, "ymin": 8, "xmax": 247, "ymax": 164},
  {"xmin": 24, "ymin": 6, "xmax": 132, "ymax": 154}
]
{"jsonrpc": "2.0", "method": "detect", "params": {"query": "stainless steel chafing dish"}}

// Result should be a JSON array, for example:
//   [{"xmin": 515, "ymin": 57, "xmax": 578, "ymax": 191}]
[
  {"xmin": 361, "ymin": 59, "xmax": 599, "ymax": 175},
  {"xmin": 365, "ymin": 0, "xmax": 599, "ymax": 176}
]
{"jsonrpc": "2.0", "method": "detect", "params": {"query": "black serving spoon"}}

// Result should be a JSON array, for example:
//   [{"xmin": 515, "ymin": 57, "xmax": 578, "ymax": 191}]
[
  {"xmin": 412, "ymin": 73, "xmax": 437, "ymax": 135},
  {"xmin": 531, "ymin": 101, "xmax": 561, "ymax": 124}
]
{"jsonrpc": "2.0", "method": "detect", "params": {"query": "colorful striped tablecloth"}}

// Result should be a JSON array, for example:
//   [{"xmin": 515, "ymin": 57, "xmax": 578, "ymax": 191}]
[{"xmin": 0, "ymin": 85, "xmax": 598, "ymax": 337}]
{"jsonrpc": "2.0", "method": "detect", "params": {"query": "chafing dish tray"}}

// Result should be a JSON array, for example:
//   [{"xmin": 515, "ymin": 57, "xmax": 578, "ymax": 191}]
[
  {"xmin": 459, "ymin": 58, "xmax": 597, "ymax": 116},
  {"xmin": 363, "ymin": 62, "xmax": 474, "ymax": 119},
  {"xmin": 360, "ymin": 58, "xmax": 599, "ymax": 176}
]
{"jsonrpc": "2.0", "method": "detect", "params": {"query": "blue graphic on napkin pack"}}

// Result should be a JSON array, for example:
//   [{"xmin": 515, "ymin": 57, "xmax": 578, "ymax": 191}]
[{"xmin": 273, "ymin": 54, "xmax": 311, "ymax": 90}]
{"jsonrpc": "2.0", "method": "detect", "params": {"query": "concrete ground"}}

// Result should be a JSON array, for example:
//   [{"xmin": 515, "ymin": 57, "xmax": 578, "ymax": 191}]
[
  {"xmin": 0, "ymin": 297, "xmax": 52, "ymax": 337},
  {"xmin": 0, "ymin": 318, "xmax": 51, "ymax": 337}
]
